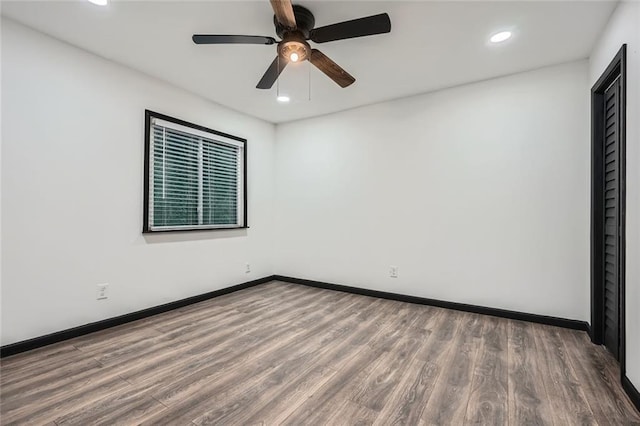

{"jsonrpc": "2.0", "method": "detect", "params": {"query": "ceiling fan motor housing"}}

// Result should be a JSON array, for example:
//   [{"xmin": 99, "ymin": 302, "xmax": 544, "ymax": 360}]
[{"xmin": 274, "ymin": 5, "xmax": 315, "ymax": 38}]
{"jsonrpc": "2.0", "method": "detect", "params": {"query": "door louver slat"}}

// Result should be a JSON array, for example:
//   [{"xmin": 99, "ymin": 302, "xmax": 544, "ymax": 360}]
[{"xmin": 602, "ymin": 77, "xmax": 620, "ymax": 359}]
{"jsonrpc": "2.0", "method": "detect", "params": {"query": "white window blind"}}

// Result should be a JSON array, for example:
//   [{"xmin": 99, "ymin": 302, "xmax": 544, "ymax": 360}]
[{"xmin": 146, "ymin": 115, "xmax": 245, "ymax": 232}]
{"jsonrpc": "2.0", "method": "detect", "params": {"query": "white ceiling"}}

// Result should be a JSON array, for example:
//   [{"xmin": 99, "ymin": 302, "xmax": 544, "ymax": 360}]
[{"xmin": 1, "ymin": 0, "xmax": 616, "ymax": 123}]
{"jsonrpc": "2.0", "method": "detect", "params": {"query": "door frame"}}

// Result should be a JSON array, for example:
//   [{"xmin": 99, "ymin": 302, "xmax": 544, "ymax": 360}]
[{"xmin": 590, "ymin": 44, "xmax": 627, "ymax": 378}]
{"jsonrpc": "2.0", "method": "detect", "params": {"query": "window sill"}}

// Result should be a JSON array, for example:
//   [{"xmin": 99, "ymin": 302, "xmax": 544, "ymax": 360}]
[{"xmin": 143, "ymin": 225, "xmax": 249, "ymax": 234}]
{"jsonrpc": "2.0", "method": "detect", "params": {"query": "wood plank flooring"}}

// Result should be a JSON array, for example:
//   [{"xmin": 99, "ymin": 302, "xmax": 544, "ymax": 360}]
[{"xmin": 1, "ymin": 281, "xmax": 639, "ymax": 425}]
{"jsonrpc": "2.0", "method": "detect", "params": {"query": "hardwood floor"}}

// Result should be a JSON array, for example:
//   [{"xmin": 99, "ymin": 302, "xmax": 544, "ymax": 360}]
[{"xmin": 1, "ymin": 281, "xmax": 639, "ymax": 425}]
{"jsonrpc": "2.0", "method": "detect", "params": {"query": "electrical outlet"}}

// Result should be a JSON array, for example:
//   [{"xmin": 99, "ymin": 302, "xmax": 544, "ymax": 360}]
[
  {"xmin": 245, "ymin": 262, "xmax": 251, "ymax": 273},
  {"xmin": 389, "ymin": 266, "xmax": 398, "ymax": 278},
  {"xmin": 96, "ymin": 283, "xmax": 109, "ymax": 300}
]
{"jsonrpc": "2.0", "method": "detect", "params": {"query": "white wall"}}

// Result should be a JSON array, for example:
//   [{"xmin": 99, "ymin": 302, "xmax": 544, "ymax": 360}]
[
  {"xmin": 0, "ymin": 19, "xmax": 276, "ymax": 346},
  {"xmin": 0, "ymin": 17, "xmax": 4, "ymax": 339},
  {"xmin": 1, "ymin": 16, "xmax": 596, "ymax": 348},
  {"xmin": 589, "ymin": 0, "xmax": 640, "ymax": 390},
  {"xmin": 275, "ymin": 60, "xmax": 590, "ymax": 322}
]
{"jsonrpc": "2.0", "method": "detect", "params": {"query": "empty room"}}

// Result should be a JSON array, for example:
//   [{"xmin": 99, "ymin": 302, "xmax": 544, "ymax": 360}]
[{"xmin": 1, "ymin": 0, "xmax": 639, "ymax": 424}]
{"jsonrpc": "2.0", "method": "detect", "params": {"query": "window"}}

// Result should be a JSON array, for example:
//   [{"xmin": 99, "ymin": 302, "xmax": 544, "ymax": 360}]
[{"xmin": 143, "ymin": 110, "xmax": 246, "ymax": 232}]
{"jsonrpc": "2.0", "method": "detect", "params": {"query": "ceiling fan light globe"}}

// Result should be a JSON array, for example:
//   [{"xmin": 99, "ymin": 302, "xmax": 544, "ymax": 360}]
[{"xmin": 278, "ymin": 33, "xmax": 310, "ymax": 63}]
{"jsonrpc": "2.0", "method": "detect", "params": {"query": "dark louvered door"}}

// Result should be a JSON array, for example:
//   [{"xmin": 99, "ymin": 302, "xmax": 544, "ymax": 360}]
[{"xmin": 603, "ymin": 76, "xmax": 621, "ymax": 359}]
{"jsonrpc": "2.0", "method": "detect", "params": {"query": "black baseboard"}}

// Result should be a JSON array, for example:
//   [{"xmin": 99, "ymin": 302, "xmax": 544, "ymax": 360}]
[
  {"xmin": 623, "ymin": 375, "xmax": 640, "ymax": 413},
  {"xmin": 0, "ymin": 275, "xmax": 276, "ymax": 358},
  {"xmin": 274, "ymin": 275, "xmax": 590, "ymax": 332},
  {"xmin": 0, "ymin": 274, "xmax": 592, "ymax": 358}
]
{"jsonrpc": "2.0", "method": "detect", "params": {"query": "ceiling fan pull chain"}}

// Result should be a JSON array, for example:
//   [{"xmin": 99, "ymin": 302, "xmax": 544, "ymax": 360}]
[
  {"xmin": 308, "ymin": 60, "xmax": 312, "ymax": 101},
  {"xmin": 276, "ymin": 55, "xmax": 281, "ymax": 98}
]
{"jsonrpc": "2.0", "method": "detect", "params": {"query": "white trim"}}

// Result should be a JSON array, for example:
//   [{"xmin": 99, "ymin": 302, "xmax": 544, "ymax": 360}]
[
  {"xmin": 149, "ymin": 129, "xmax": 155, "ymax": 226},
  {"xmin": 237, "ymin": 146, "xmax": 245, "ymax": 227},
  {"xmin": 197, "ymin": 138, "xmax": 203, "ymax": 225},
  {"xmin": 151, "ymin": 118, "xmax": 244, "ymax": 149},
  {"xmin": 149, "ymin": 223, "xmax": 244, "ymax": 232}
]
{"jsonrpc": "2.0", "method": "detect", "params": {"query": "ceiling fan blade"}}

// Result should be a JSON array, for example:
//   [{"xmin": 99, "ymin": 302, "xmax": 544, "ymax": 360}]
[
  {"xmin": 309, "ymin": 13, "xmax": 391, "ymax": 43},
  {"xmin": 309, "ymin": 49, "xmax": 355, "ymax": 88},
  {"xmin": 270, "ymin": 0, "xmax": 297, "ymax": 28},
  {"xmin": 256, "ymin": 56, "xmax": 289, "ymax": 89},
  {"xmin": 192, "ymin": 35, "xmax": 276, "ymax": 45}
]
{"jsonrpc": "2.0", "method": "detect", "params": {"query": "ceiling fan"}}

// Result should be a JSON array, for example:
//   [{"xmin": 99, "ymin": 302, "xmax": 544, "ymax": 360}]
[{"xmin": 192, "ymin": 0, "xmax": 391, "ymax": 89}]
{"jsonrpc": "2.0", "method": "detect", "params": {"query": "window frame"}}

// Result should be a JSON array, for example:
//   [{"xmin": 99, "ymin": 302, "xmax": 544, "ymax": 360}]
[{"xmin": 143, "ymin": 110, "xmax": 248, "ymax": 233}]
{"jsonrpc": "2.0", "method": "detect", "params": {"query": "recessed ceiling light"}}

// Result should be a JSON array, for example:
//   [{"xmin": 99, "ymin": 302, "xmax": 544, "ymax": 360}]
[
  {"xmin": 277, "ymin": 95, "xmax": 290, "ymax": 103},
  {"xmin": 490, "ymin": 31, "xmax": 512, "ymax": 43},
  {"xmin": 87, "ymin": 0, "xmax": 108, "ymax": 5}
]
